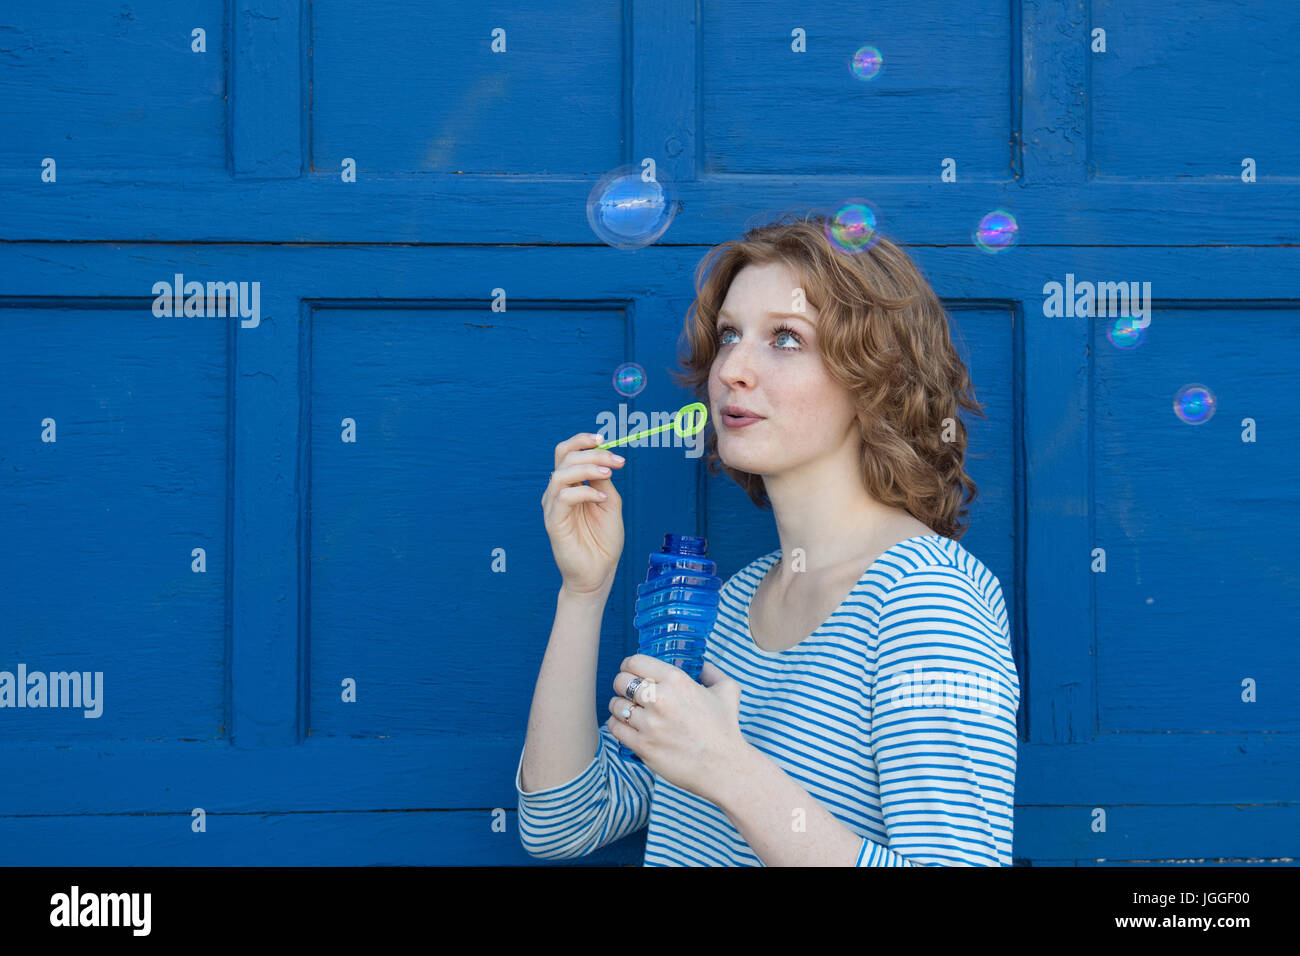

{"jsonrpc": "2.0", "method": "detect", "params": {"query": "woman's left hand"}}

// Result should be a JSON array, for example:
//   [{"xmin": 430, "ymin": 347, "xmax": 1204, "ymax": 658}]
[{"xmin": 607, "ymin": 656, "xmax": 750, "ymax": 805}]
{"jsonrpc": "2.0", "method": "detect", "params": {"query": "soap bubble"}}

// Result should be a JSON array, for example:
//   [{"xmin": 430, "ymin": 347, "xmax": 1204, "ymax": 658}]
[
  {"xmin": 849, "ymin": 45, "xmax": 884, "ymax": 81},
  {"xmin": 1107, "ymin": 316, "xmax": 1146, "ymax": 349},
  {"xmin": 586, "ymin": 164, "xmax": 678, "ymax": 250},
  {"xmin": 824, "ymin": 200, "xmax": 883, "ymax": 254},
  {"xmin": 1173, "ymin": 384, "xmax": 1216, "ymax": 425},
  {"xmin": 973, "ymin": 209, "xmax": 1019, "ymax": 254},
  {"xmin": 613, "ymin": 362, "xmax": 646, "ymax": 397}
]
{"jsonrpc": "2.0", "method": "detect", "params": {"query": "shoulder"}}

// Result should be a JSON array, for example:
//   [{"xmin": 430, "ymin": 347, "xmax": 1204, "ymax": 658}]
[
  {"xmin": 867, "ymin": 537, "xmax": 1018, "ymax": 710},
  {"xmin": 870, "ymin": 536, "xmax": 1010, "ymax": 647},
  {"xmin": 875, "ymin": 536, "xmax": 1005, "ymax": 608}
]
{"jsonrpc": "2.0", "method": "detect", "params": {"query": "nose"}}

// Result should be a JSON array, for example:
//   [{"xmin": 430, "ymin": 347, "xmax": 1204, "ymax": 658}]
[{"xmin": 715, "ymin": 337, "xmax": 756, "ymax": 389}]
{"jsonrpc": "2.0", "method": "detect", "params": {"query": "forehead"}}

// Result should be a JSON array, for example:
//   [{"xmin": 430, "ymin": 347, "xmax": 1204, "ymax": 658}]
[
  {"xmin": 725, "ymin": 261, "xmax": 802, "ymax": 297},
  {"xmin": 718, "ymin": 262, "xmax": 817, "ymax": 322}
]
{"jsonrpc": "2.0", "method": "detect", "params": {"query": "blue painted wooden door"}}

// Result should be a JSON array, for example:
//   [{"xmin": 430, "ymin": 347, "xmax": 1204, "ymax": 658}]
[{"xmin": 1, "ymin": 0, "xmax": 1296, "ymax": 864}]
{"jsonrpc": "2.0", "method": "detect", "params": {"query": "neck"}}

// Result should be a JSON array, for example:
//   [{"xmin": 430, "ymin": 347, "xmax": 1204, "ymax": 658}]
[
  {"xmin": 767, "ymin": 495, "xmax": 910, "ymax": 577},
  {"xmin": 758, "ymin": 429, "xmax": 921, "ymax": 578}
]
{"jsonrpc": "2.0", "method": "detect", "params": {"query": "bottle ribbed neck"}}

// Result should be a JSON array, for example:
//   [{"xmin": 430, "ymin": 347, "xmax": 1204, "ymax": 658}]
[{"xmin": 662, "ymin": 533, "xmax": 707, "ymax": 556}]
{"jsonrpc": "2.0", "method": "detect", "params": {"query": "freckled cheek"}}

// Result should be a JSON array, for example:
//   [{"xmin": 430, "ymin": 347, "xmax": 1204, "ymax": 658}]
[{"xmin": 774, "ymin": 389, "xmax": 828, "ymax": 428}]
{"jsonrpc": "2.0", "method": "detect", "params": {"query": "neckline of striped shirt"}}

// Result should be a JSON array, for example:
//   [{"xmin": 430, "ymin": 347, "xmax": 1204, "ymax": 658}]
[{"xmin": 740, "ymin": 533, "xmax": 951, "ymax": 657}]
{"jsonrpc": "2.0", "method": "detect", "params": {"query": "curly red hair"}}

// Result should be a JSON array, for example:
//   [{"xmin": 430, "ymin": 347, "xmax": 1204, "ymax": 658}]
[{"xmin": 671, "ymin": 211, "xmax": 985, "ymax": 539}]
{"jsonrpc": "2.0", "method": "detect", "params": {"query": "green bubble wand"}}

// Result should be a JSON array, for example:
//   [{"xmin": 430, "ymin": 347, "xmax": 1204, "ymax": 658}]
[{"xmin": 595, "ymin": 402, "xmax": 708, "ymax": 450}]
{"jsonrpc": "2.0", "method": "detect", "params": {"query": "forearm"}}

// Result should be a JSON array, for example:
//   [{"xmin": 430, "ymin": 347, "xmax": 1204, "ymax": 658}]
[
  {"xmin": 712, "ymin": 743, "xmax": 899, "ymax": 867},
  {"xmin": 518, "ymin": 586, "xmax": 609, "ymax": 792}
]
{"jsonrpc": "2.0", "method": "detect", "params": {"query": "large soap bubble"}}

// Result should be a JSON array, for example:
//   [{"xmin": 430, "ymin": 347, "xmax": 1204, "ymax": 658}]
[{"xmin": 586, "ymin": 164, "xmax": 679, "ymax": 250}]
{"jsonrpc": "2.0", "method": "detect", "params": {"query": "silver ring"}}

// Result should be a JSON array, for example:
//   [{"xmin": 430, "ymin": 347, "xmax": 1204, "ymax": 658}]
[{"xmin": 623, "ymin": 676, "xmax": 645, "ymax": 702}]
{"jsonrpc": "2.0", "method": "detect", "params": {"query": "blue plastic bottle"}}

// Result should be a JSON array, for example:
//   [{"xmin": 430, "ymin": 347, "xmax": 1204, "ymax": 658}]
[{"xmin": 618, "ymin": 534, "xmax": 722, "ymax": 764}]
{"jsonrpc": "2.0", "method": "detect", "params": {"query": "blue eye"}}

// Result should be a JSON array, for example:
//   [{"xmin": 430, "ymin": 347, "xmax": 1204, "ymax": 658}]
[
  {"xmin": 773, "ymin": 326, "xmax": 803, "ymax": 349},
  {"xmin": 717, "ymin": 323, "xmax": 803, "ymax": 351}
]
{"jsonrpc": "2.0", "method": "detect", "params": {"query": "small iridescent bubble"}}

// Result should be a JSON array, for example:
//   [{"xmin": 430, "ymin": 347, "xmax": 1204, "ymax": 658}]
[
  {"xmin": 849, "ymin": 45, "xmax": 883, "ymax": 81},
  {"xmin": 1173, "ymin": 384, "xmax": 1216, "ymax": 425},
  {"xmin": 613, "ymin": 362, "xmax": 646, "ymax": 398},
  {"xmin": 1107, "ymin": 317, "xmax": 1146, "ymax": 350},
  {"xmin": 824, "ymin": 200, "xmax": 883, "ymax": 254},
  {"xmin": 852, "ymin": 45, "xmax": 883, "ymax": 81},
  {"xmin": 973, "ymin": 209, "xmax": 1019, "ymax": 254},
  {"xmin": 586, "ymin": 164, "xmax": 679, "ymax": 251}
]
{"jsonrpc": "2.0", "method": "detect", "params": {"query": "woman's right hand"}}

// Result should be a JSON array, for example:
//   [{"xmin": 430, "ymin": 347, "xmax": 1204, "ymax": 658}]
[{"xmin": 541, "ymin": 433, "xmax": 626, "ymax": 596}]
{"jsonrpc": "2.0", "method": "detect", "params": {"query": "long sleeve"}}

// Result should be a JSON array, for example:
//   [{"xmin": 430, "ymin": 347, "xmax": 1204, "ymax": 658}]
[
  {"xmin": 515, "ymin": 722, "xmax": 655, "ymax": 859},
  {"xmin": 858, "ymin": 562, "xmax": 1020, "ymax": 866}
]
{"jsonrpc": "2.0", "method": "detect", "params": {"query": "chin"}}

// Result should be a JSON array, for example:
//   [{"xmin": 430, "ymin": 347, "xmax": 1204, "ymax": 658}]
[{"xmin": 715, "ymin": 444, "xmax": 761, "ymax": 472}]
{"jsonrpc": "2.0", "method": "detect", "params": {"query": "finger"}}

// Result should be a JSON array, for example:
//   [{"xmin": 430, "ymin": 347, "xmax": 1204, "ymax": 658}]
[
  {"xmin": 608, "ymin": 696, "xmax": 638, "ymax": 721},
  {"xmin": 554, "ymin": 485, "xmax": 607, "ymax": 507},
  {"xmin": 542, "ymin": 480, "xmax": 604, "ymax": 515},
  {"xmin": 554, "ymin": 433, "xmax": 605, "ymax": 472},
  {"xmin": 543, "ymin": 469, "xmax": 613, "ymax": 514},
  {"xmin": 699, "ymin": 661, "xmax": 727, "ymax": 686},
  {"xmin": 559, "ymin": 445, "xmax": 626, "ymax": 473},
  {"xmin": 606, "ymin": 714, "xmax": 630, "ymax": 744},
  {"xmin": 620, "ymin": 654, "xmax": 678, "ymax": 684},
  {"xmin": 551, "ymin": 461, "xmax": 617, "ymax": 493},
  {"xmin": 613, "ymin": 671, "xmax": 658, "ymax": 705},
  {"xmin": 558, "ymin": 446, "xmax": 626, "ymax": 495}
]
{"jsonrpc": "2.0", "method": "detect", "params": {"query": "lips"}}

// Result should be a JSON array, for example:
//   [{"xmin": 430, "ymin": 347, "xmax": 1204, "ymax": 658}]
[{"xmin": 720, "ymin": 404, "xmax": 764, "ymax": 429}]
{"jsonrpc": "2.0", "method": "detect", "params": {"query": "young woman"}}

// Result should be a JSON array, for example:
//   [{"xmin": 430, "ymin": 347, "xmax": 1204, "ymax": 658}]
[{"xmin": 518, "ymin": 213, "xmax": 1021, "ymax": 866}]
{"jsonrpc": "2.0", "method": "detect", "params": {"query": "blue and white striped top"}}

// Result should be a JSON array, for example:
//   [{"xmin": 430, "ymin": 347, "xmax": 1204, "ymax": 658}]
[{"xmin": 515, "ymin": 534, "xmax": 1020, "ymax": 866}]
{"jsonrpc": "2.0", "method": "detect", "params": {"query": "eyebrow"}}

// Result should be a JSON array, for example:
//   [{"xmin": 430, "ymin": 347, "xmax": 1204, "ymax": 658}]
[{"xmin": 716, "ymin": 309, "xmax": 814, "ymax": 326}]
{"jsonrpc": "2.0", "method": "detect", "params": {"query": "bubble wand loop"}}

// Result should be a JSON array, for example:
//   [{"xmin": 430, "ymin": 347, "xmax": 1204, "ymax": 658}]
[{"xmin": 595, "ymin": 402, "xmax": 707, "ymax": 450}]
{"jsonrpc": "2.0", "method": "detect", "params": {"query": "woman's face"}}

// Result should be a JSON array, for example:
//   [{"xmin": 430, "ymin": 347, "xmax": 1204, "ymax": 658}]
[{"xmin": 708, "ymin": 262, "xmax": 860, "ymax": 480}]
